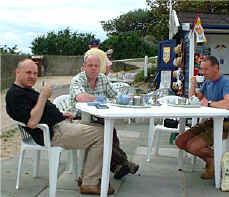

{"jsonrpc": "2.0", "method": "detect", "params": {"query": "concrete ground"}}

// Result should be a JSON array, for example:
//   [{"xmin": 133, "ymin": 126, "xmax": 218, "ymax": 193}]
[
  {"xmin": 1, "ymin": 120, "xmax": 228, "ymax": 197},
  {"xmin": 1, "ymin": 75, "xmax": 228, "ymax": 197}
]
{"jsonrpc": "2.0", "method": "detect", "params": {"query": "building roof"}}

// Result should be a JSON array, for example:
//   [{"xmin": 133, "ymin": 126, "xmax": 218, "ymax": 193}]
[{"xmin": 177, "ymin": 11, "xmax": 229, "ymax": 26}]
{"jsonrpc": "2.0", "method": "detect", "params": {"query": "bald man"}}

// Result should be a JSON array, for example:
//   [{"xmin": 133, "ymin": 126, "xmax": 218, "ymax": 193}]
[{"xmin": 6, "ymin": 59, "xmax": 114, "ymax": 195}]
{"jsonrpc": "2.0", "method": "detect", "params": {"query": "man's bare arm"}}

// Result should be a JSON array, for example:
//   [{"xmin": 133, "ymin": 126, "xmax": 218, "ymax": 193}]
[
  {"xmin": 27, "ymin": 84, "xmax": 52, "ymax": 128},
  {"xmin": 209, "ymin": 94, "xmax": 229, "ymax": 109},
  {"xmin": 189, "ymin": 76, "xmax": 203, "ymax": 100},
  {"xmin": 75, "ymin": 93, "xmax": 96, "ymax": 102}
]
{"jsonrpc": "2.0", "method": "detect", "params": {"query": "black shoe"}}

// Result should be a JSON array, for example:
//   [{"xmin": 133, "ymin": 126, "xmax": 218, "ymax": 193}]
[
  {"xmin": 114, "ymin": 165, "xmax": 130, "ymax": 179},
  {"xmin": 128, "ymin": 162, "xmax": 139, "ymax": 174}
]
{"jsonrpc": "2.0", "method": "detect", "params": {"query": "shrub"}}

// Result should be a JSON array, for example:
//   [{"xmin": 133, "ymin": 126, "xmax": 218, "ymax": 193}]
[{"xmin": 100, "ymin": 32, "xmax": 157, "ymax": 60}]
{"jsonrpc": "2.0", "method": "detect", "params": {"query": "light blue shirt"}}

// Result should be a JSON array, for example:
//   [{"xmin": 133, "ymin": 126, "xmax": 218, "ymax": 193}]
[{"xmin": 200, "ymin": 75, "xmax": 229, "ymax": 120}]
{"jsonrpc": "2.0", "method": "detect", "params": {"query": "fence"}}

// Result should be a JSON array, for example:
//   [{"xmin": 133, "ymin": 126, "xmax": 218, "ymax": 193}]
[
  {"xmin": 0, "ymin": 55, "xmax": 157, "ymax": 133},
  {"xmin": 1, "ymin": 55, "xmax": 157, "ymax": 91},
  {"xmin": 0, "ymin": 55, "xmax": 83, "ymax": 91}
]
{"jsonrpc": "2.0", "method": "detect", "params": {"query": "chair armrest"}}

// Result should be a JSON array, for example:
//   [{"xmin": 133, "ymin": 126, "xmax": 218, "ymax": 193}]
[
  {"xmin": 36, "ymin": 124, "xmax": 51, "ymax": 147},
  {"xmin": 15, "ymin": 121, "xmax": 51, "ymax": 147}
]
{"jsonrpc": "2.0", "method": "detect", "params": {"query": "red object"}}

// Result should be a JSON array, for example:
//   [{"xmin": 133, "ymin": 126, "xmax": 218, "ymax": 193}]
[{"xmin": 194, "ymin": 68, "xmax": 199, "ymax": 76}]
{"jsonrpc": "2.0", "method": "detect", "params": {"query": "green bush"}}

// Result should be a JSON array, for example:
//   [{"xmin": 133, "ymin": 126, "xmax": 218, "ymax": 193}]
[
  {"xmin": 31, "ymin": 28, "xmax": 95, "ymax": 55},
  {"xmin": 100, "ymin": 32, "xmax": 157, "ymax": 60}
]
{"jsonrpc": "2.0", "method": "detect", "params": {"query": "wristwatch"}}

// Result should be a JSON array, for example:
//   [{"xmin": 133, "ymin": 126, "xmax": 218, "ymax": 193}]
[{"xmin": 208, "ymin": 101, "xmax": 212, "ymax": 107}]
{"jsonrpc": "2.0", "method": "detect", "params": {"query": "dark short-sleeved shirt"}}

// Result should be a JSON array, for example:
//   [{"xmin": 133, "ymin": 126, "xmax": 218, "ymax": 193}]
[
  {"xmin": 6, "ymin": 84, "xmax": 65, "ymax": 145},
  {"xmin": 200, "ymin": 75, "xmax": 229, "ymax": 120}
]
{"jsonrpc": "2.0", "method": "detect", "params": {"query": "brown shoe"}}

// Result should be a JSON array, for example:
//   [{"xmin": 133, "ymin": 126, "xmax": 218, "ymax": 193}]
[
  {"xmin": 128, "ymin": 162, "xmax": 139, "ymax": 174},
  {"xmin": 80, "ymin": 181, "xmax": 115, "ymax": 195},
  {"xmin": 200, "ymin": 164, "xmax": 214, "ymax": 179},
  {"xmin": 77, "ymin": 176, "xmax": 82, "ymax": 187}
]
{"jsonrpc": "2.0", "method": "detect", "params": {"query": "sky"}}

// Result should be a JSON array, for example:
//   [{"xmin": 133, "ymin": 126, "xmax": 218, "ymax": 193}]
[{"xmin": 0, "ymin": 0, "xmax": 148, "ymax": 54}]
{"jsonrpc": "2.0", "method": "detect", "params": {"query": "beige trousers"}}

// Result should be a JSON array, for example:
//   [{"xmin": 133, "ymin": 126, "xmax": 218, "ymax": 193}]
[{"xmin": 51, "ymin": 119, "xmax": 104, "ymax": 185}]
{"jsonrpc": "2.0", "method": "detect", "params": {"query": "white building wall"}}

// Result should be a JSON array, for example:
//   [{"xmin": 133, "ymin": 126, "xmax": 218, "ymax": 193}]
[{"xmin": 205, "ymin": 34, "xmax": 229, "ymax": 75}]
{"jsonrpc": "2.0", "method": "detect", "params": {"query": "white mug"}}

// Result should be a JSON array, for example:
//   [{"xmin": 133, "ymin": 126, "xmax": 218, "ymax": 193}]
[{"xmin": 196, "ymin": 76, "xmax": 205, "ymax": 83}]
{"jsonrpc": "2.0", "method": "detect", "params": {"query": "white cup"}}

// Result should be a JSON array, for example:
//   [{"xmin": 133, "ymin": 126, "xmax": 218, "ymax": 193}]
[{"xmin": 196, "ymin": 76, "xmax": 205, "ymax": 83}]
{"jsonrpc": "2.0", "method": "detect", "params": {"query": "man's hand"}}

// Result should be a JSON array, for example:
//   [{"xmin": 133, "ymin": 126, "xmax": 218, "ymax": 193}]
[
  {"xmin": 191, "ymin": 76, "xmax": 197, "ymax": 88},
  {"xmin": 189, "ymin": 76, "xmax": 197, "ymax": 97},
  {"xmin": 28, "ymin": 84, "xmax": 52, "ymax": 129},
  {"xmin": 40, "ymin": 84, "xmax": 52, "ymax": 99},
  {"xmin": 75, "ymin": 93, "xmax": 96, "ymax": 102},
  {"xmin": 200, "ymin": 97, "xmax": 208, "ymax": 106},
  {"xmin": 63, "ymin": 113, "xmax": 73, "ymax": 120}
]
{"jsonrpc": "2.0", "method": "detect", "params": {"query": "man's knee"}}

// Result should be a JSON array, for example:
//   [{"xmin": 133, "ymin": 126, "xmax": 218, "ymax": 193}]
[
  {"xmin": 186, "ymin": 142, "xmax": 198, "ymax": 154},
  {"xmin": 175, "ymin": 134, "xmax": 186, "ymax": 150}
]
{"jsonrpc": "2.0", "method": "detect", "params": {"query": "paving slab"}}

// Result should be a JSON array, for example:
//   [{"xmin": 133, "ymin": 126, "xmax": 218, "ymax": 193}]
[
  {"xmin": 116, "ymin": 175, "xmax": 183, "ymax": 197},
  {"xmin": 1, "ymin": 102, "xmax": 228, "ymax": 197}
]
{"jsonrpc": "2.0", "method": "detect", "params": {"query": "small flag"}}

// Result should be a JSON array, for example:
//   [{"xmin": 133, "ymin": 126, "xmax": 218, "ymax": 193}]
[{"xmin": 194, "ymin": 16, "xmax": 207, "ymax": 43}]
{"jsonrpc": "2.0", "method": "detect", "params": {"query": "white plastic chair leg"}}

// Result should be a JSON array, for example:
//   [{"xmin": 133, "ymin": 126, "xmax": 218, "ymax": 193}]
[
  {"xmin": 16, "ymin": 148, "xmax": 26, "ymax": 190},
  {"xmin": 191, "ymin": 156, "xmax": 197, "ymax": 172},
  {"xmin": 177, "ymin": 150, "xmax": 184, "ymax": 171},
  {"xmin": 154, "ymin": 130, "xmax": 160, "ymax": 156},
  {"xmin": 147, "ymin": 118, "xmax": 155, "ymax": 162},
  {"xmin": 33, "ymin": 150, "xmax": 40, "ymax": 177},
  {"xmin": 71, "ymin": 150, "xmax": 78, "ymax": 179},
  {"xmin": 49, "ymin": 148, "xmax": 61, "ymax": 197},
  {"xmin": 77, "ymin": 150, "xmax": 85, "ymax": 177},
  {"xmin": 65, "ymin": 151, "xmax": 73, "ymax": 173}
]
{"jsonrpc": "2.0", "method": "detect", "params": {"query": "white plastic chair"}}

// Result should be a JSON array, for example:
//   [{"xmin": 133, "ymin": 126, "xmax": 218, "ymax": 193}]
[
  {"xmin": 146, "ymin": 96, "xmax": 190, "ymax": 170},
  {"xmin": 53, "ymin": 94, "xmax": 70, "ymax": 112},
  {"xmin": 53, "ymin": 94, "xmax": 84, "ymax": 177},
  {"xmin": 111, "ymin": 82, "xmax": 130, "ymax": 95},
  {"xmin": 52, "ymin": 94, "xmax": 78, "ymax": 117},
  {"xmin": 15, "ymin": 121, "xmax": 77, "ymax": 197}
]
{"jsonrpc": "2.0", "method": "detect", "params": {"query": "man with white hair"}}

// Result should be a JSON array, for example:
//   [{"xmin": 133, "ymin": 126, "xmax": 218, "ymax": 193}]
[
  {"xmin": 69, "ymin": 54, "xmax": 139, "ymax": 183},
  {"xmin": 84, "ymin": 39, "xmax": 112, "ymax": 75}
]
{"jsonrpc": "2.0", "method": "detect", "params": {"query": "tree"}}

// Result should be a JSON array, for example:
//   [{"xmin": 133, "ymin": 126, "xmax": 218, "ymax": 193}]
[
  {"xmin": 146, "ymin": 0, "xmax": 229, "ymax": 42},
  {"xmin": 146, "ymin": 0, "xmax": 173, "ymax": 42},
  {"xmin": 31, "ymin": 28, "xmax": 95, "ymax": 55},
  {"xmin": 0, "ymin": 44, "xmax": 20, "ymax": 55},
  {"xmin": 174, "ymin": 0, "xmax": 229, "ymax": 14},
  {"xmin": 100, "ymin": 9, "xmax": 154, "ymax": 37},
  {"xmin": 100, "ymin": 32, "xmax": 157, "ymax": 60}
]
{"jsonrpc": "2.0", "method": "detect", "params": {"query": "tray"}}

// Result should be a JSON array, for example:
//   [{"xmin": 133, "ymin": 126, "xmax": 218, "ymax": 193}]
[
  {"xmin": 168, "ymin": 103, "xmax": 201, "ymax": 108},
  {"xmin": 110, "ymin": 103, "xmax": 152, "ymax": 108}
]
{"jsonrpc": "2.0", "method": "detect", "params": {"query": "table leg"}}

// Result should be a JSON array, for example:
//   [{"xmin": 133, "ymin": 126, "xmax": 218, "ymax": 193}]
[
  {"xmin": 147, "ymin": 118, "xmax": 155, "ymax": 162},
  {"xmin": 213, "ymin": 117, "xmax": 224, "ymax": 189},
  {"xmin": 177, "ymin": 118, "xmax": 185, "ymax": 170},
  {"xmin": 101, "ymin": 119, "xmax": 114, "ymax": 197}
]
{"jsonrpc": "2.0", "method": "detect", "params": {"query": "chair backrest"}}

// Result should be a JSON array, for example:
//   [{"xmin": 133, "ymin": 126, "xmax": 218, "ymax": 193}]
[
  {"xmin": 53, "ymin": 95, "xmax": 70, "ymax": 113},
  {"xmin": 17, "ymin": 124, "xmax": 37, "ymax": 145},
  {"xmin": 111, "ymin": 82, "xmax": 130, "ymax": 95},
  {"xmin": 16, "ymin": 121, "xmax": 51, "ymax": 147}
]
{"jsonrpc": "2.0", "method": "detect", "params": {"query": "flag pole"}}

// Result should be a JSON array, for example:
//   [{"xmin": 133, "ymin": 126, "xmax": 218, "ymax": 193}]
[{"xmin": 169, "ymin": 0, "xmax": 172, "ymax": 39}]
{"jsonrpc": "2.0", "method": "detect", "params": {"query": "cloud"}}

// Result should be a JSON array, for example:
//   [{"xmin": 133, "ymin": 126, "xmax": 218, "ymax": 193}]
[{"xmin": 0, "ymin": 0, "xmax": 148, "ymax": 54}]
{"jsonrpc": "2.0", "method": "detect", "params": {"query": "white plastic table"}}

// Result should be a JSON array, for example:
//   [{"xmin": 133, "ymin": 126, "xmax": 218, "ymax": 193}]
[{"xmin": 75, "ymin": 103, "xmax": 229, "ymax": 197}]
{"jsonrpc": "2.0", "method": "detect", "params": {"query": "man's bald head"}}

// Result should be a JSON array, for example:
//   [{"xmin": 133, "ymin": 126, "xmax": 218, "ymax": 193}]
[{"xmin": 15, "ymin": 59, "xmax": 38, "ymax": 88}]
